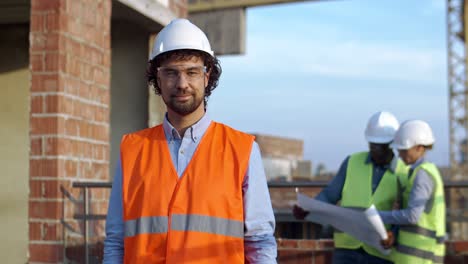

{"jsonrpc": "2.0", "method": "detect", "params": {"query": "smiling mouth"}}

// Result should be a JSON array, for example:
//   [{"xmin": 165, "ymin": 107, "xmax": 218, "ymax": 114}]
[{"xmin": 173, "ymin": 94, "xmax": 191, "ymax": 101}]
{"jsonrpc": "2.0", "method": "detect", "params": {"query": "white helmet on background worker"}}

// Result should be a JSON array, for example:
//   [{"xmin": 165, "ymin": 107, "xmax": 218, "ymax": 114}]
[
  {"xmin": 391, "ymin": 120, "xmax": 435, "ymax": 150},
  {"xmin": 364, "ymin": 111, "xmax": 400, "ymax": 144},
  {"xmin": 150, "ymin": 18, "xmax": 214, "ymax": 60}
]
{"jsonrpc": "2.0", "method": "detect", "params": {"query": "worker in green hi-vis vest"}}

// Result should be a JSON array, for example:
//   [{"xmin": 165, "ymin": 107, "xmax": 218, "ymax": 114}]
[
  {"xmin": 378, "ymin": 120, "xmax": 446, "ymax": 264},
  {"xmin": 293, "ymin": 111, "xmax": 409, "ymax": 264}
]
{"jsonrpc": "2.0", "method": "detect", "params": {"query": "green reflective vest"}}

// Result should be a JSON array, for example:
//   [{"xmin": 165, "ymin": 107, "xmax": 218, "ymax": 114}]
[
  {"xmin": 334, "ymin": 152, "xmax": 408, "ymax": 260},
  {"xmin": 393, "ymin": 162, "xmax": 446, "ymax": 264}
]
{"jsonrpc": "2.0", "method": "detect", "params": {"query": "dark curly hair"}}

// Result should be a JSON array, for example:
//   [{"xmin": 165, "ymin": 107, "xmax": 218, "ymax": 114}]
[{"xmin": 146, "ymin": 49, "xmax": 222, "ymax": 108}]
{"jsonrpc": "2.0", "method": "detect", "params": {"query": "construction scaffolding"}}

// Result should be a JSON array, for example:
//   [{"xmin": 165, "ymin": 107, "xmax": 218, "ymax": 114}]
[{"xmin": 447, "ymin": 0, "xmax": 468, "ymax": 240}]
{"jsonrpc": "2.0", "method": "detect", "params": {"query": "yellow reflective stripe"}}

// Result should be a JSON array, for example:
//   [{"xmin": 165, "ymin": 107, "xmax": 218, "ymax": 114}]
[
  {"xmin": 171, "ymin": 214, "xmax": 243, "ymax": 238},
  {"xmin": 124, "ymin": 216, "xmax": 168, "ymax": 237}
]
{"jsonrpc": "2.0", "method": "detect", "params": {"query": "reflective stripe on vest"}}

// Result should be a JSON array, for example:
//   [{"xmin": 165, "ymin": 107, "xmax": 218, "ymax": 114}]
[
  {"xmin": 399, "ymin": 226, "xmax": 445, "ymax": 244},
  {"xmin": 396, "ymin": 244, "xmax": 444, "ymax": 263},
  {"xmin": 120, "ymin": 122, "xmax": 253, "ymax": 264},
  {"xmin": 171, "ymin": 214, "xmax": 243, "ymax": 238},
  {"xmin": 333, "ymin": 152, "xmax": 408, "ymax": 260},
  {"xmin": 125, "ymin": 216, "xmax": 168, "ymax": 237},
  {"xmin": 124, "ymin": 214, "xmax": 243, "ymax": 238},
  {"xmin": 395, "ymin": 162, "xmax": 446, "ymax": 264}
]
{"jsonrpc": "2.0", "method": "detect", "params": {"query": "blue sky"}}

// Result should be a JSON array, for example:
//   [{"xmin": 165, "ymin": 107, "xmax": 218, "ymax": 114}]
[{"xmin": 207, "ymin": 0, "xmax": 448, "ymax": 171}]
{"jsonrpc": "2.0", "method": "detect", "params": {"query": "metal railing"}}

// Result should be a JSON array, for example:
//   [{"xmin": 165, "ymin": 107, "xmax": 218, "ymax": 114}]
[
  {"xmin": 70, "ymin": 182, "xmax": 111, "ymax": 264},
  {"xmin": 69, "ymin": 180, "xmax": 468, "ymax": 263}
]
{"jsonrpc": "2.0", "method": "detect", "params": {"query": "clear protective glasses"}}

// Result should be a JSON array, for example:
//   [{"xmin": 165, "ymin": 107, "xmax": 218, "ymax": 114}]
[{"xmin": 157, "ymin": 65, "xmax": 207, "ymax": 83}]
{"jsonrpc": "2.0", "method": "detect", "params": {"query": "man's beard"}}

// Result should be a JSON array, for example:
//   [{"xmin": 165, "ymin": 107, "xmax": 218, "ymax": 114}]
[
  {"xmin": 371, "ymin": 150, "xmax": 393, "ymax": 166},
  {"xmin": 164, "ymin": 91, "xmax": 204, "ymax": 116}
]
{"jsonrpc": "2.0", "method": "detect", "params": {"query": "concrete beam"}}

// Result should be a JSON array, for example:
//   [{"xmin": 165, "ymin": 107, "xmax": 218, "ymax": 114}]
[
  {"xmin": 188, "ymin": 0, "xmax": 316, "ymax": 12},
  {"xmin": 115, "ymin": 0, "xmax": 176, "ymax": 30},
  {"xmin": 189, "ymin": 8, "xmax": 246, "ymax": 55}
]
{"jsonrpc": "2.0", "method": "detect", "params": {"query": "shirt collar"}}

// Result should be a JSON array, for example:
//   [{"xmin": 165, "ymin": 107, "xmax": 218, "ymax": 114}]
[
  {"xmin": 410, "ymin": 156, "xmax": 426, "ymax": 170},
  {"xmin": 162, "ymin": 113, "xmax": 212, "ymax": 142}
]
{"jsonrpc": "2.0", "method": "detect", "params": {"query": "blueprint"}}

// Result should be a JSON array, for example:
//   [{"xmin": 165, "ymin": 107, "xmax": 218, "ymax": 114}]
[{"xmin": 297, "ymin": 192, "xmax": 390, "ymax": 255}]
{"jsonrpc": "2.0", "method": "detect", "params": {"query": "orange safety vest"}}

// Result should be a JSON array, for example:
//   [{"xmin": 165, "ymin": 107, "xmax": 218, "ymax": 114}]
[{"xmin": 120, "ymin": 122, "xmax": 254, "ymax": 264}]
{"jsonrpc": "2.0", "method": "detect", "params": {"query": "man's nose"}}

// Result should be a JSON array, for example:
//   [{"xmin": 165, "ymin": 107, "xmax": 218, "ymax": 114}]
[{"xmin": 175, "ymin": 71, "xmax": 190, "ymax": 88}]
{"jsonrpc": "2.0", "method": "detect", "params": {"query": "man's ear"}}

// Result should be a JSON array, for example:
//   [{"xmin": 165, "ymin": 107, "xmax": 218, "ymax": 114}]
[
  {"xmin": 417, "ymin": 145, "xmax": 425, "ymax": 154},
  {"xmin": 156, "ymin": 77, "xmax": 161, "ymax": 93},
  {"xmin": 204, "ymin": 70, "xmax": 211, "ymax": 88}
]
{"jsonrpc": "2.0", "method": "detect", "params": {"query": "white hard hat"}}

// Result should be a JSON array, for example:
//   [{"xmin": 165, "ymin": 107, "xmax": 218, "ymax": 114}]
[
  {"xmin": 391, "ymin": 120, "xmax": 435, "ymax": 150},
  {"xmin": 364, "ymin": 111, "xmax": 400, "ymax": 143},
  {"xmin": 150, "ymin": 18, "xmax": 214, "ymax": 60}
]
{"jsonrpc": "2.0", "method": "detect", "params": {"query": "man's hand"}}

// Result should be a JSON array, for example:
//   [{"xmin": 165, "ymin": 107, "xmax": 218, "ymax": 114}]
[
  {"xmin": 380, "ymin": 231, "xmax": 394, "ymax": 249},
  {"xmin": 292, "ymin": 205, "xmax": 309, "ymax": 220}
]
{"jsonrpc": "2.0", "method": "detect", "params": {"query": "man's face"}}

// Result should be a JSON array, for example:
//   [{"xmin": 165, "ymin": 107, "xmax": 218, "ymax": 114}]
[
  {"xmin": 157, "ymin": 56, "xmax": 209, "ymax": 116},
  {"xmin": 369, "ymin": 143, "xmax": 393, "ymax": 166},
  {"xmin": 398, "ymin": 145, "xmax": 424, "ymax": 165}
]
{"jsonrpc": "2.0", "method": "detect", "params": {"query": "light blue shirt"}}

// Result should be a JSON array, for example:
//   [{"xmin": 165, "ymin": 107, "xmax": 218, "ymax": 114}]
[
  {"xmin": 103, "ymin": 113, "xmax": 277, "ymax": 263},
  {"xmin": 379, "ymin": 157, "xmax": 435, "ymax": 225}
]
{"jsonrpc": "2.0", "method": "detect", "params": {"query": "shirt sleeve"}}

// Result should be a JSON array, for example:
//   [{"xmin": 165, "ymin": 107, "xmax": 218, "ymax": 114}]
[
  {"xmin": 379, "ymin": 169, "xmax": 434, "ymax": 225},
  {"xmin": 314, "ymin": 156, "xmax": 349, "ymax": 204},
  {"xmin": 103, "ymin": 160, "xmax": 124, "ymax": 264},
  {"xmin": 243, "ymin": 142, "xmax": 277, "ymax": 263}
]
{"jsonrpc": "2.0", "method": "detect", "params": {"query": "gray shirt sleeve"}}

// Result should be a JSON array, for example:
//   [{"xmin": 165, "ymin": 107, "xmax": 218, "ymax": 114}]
[
  {"xmin": 314, "ymin": 156, "xmax": 349, "ymax": 204},
  {"xmin": 379, "ymin": 169, "xmax": 434, "ymax": 225}
]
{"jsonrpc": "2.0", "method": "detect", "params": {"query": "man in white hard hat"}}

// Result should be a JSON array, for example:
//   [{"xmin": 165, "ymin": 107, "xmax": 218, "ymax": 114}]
[
  {"xmin": 104, "ymin": 19, "xmax": 276, "ymax": 263},
  {"xmin": 378, "ymin": 120, "xmax": 446, "ymax": 264},
  {"xmin": 293, "ymin": 111, "xmax": 408, "ymax": 264}
]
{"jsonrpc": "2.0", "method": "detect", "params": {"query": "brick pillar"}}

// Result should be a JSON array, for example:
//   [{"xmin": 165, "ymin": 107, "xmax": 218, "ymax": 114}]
[{"xmin": 29, "ymin": 0, "xmax": 111, "ymax": 263}]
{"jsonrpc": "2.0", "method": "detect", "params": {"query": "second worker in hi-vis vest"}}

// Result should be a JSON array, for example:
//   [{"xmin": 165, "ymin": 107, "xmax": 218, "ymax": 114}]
[
  {"xmin": 379, "ymin": 120, "xmax": 446, "ymax": 264},
  {"xmin": 293, "ymin": 111, "xmax": 409, "ymax": 264},
  {"xmin": 103, "ymin": 19, "xmax": 277, "ymax": 264}
]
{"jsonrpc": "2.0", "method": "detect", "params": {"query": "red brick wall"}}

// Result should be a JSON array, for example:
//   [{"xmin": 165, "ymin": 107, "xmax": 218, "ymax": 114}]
[
  {"xmin": 277, "ymin": 239, "xmax": 334, "ymax": 264},
  {"xmin": 29, "ymin": 0, "xmax": 111, "ymax": 262}
]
